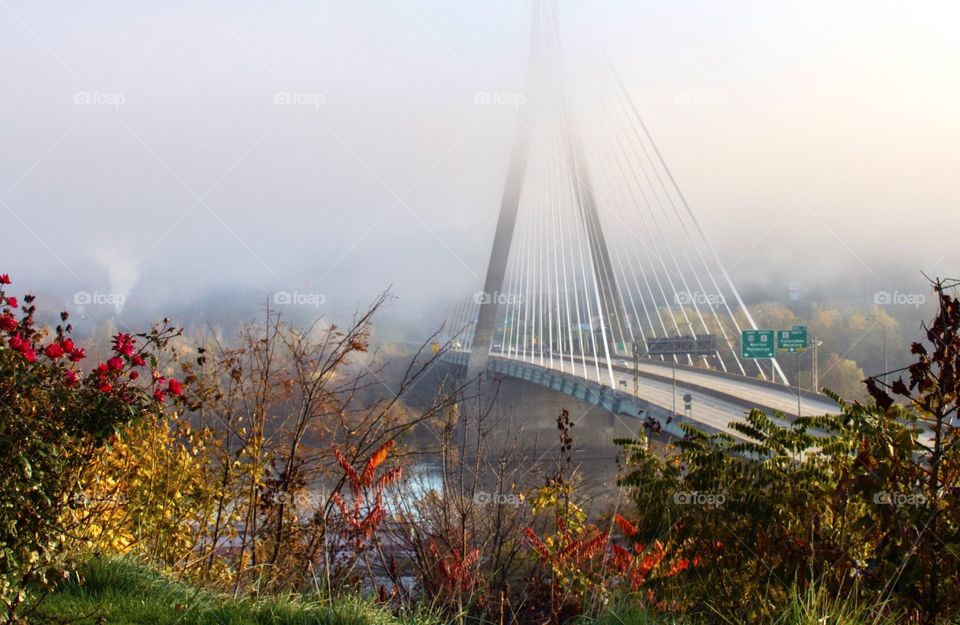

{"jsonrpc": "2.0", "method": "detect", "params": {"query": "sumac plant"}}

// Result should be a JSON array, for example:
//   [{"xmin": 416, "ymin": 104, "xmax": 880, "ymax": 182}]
[{"xmin": 0, "ymin": 273, "xmax": 184, "ymax": 622}]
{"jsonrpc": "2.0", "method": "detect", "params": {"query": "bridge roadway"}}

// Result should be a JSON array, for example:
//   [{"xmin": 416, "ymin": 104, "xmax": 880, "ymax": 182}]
[
  {"xmin": 447, "ymin": 350, "xmax": 839, "ymax": 439},
  {"xmin": 582, "ymin": 354, "xmax": 838, "ymax": 418}
]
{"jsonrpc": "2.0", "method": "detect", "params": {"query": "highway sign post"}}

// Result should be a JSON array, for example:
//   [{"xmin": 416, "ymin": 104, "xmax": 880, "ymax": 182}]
[
  {"xmin": 776, "ymin": 325, "xmax": 809, "ymax": 418},
  {"xmin": 741, "ymin": 329, "xmax": 775, "ymax": 359}
]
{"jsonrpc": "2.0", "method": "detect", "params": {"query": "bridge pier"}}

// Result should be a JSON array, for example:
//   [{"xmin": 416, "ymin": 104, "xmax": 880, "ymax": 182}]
[{"xmin": 437, "ymin": 360, "xmax": 659, "ymax": 508}]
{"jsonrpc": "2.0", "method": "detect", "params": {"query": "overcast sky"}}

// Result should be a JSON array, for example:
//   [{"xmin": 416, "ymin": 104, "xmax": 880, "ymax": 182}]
[{"xmin": 1, "ymin": 0, "xmax": 957, "ymax": 329}]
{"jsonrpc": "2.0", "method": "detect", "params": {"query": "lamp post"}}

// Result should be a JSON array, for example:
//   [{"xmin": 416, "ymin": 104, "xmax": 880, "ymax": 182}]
[
  {"xmin": 670, "ymin": 332, "xmax": 678, "ymax": 422},
  {"xmin": 673, "ymin": 357, "xmax": 677, "ymax": 422},
  {"xmin": 811, "ymin": 334, "xmax": 823, "ymax": 391},
  {"xmin": 869, "ymin": 317, "xmax": 888, "ymax": 384}
]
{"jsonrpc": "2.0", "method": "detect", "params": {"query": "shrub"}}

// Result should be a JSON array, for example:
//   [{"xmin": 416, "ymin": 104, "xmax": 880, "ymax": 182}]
[
  {"xmin": 615, "ymin": 279, "xmax": 960, "ymax": 623},
  {"xmin": 0, "ymin": 273, "xmax": 183, "ymax": 622}
]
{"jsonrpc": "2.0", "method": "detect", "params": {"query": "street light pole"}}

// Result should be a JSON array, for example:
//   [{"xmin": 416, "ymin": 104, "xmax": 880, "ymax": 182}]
[
  {"xmin": 672, "ymin": 356, "xmax": 677, "ymax": 421},
  {"xmin": 796, "ymin": 351, "xmax": 801, "ymax": 418},
  {"xmin": 881, "ymin": 324, "xmax": 888, "ymax": 384},
  {"xmin": 869, "ymin": 318, "xmax": 889, "ymax": 384},
  {"xmin": 812, "ymin": 334, "xmax": 822, "ymax": 391}
]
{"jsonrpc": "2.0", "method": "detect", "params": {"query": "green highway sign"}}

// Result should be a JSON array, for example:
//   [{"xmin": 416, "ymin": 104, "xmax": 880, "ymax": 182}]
[
  {"xmin": 741, "ymin": 329, "xmax": 775, "ymax": 359},
  {"xmin": 777, "ymin": 325, "xmax": 808, "ymax": 352}
]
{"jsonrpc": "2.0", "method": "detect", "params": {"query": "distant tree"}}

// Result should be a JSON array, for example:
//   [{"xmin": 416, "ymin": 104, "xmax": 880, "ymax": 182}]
[{"xmin": 819, "ymin": 352, "xmax": 866, "ymax": 400}]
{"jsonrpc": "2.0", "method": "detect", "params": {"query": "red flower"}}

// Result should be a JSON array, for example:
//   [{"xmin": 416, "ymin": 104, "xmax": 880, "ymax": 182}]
[
  {"xmin": 61, "ymin": 338, "xmax": 75, "ymax": 352},
  {"xmin": 0, "ymin": 313, "xmax": 17, "ymax": 333},
  {"xmin": 68, "ymin": 347, "xmax": 86, "ymax": 362},
  {"xmin": 112, "ymin": 333, "xmax": 135, "ymax": 357},
  {"xmin": 167, "ymin": 378, "xmax": 183, "ymax": 396},
  {"xmin": 99, "ymin": 382, "xmax": 112, "ymax": 393},
  {"xmin": 152, "ymin": 370, "xmax": 164, "ymax": 383},
  {"xmin": 44, "ymin": 343, "xmax": 65, "ymax": 359},
  {"xmin": 9, "ymin": 335, "xmax": 35, "ymax": 361},
  {"xmin": 97, "ymin": 363, "xmax": 109, "ymax": 373},
  {"xmin": 5, "ymin": 297, "xmax": 17, "ymax": 309},
  {"xmin": 0, "ymin": 274, "xmax": 9, "ymax": 285},
  {"xmin": 107, "ymin": 356, "xmax": 124, "ymax": 371},
  {"xmin": 65, "ymin": 370, "xmax": 79, "ymax": 385},
  {"xmin": 131, "ymin": 354, "xmax": 146, "ymax": 367},
  {"xmin": 153, "ymin": 389, "xmax": 166, "ymax": 402},
  {"xmin": 129, "ymin": 370, "xmax": 139, "ymax": 380}
]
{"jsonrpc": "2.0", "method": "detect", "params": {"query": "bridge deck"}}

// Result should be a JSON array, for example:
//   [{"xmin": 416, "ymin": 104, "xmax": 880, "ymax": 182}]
[{"xmin": 446, "ymin": 350, "xmax": 840, "ymax": 440}]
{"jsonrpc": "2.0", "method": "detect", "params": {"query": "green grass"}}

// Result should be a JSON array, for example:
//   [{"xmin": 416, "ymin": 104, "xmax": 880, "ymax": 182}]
[
  {"xmin": 36, "ymin": 559, "xmax": 918, "ymax": 625},
  {"xmin": 36, "ymin": 558, "xmax": 439, "ymax": 625},
  {"xmin": 583, "ymin": 583, "xmax": 905, "ymax": 625},
  {"xmin": 765, "ymin": 583, "xmax": 902, "ymax": 625}
]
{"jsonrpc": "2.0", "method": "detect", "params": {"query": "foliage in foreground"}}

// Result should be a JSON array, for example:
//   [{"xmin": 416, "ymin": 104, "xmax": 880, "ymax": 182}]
[
  {"xmin": 39, "ymin": 558, "xmax": 916, "ymax": 625},
  {"xmin": 37, "ymin": 557, "xmax": 438, "ymax": 625},
  {"xmin": 0, "ymin": 273, "xmax": 185, "ymax": 621},
  {"xmin": 615, "ymin": 278, "xmax": 960, "ymax": 623}
]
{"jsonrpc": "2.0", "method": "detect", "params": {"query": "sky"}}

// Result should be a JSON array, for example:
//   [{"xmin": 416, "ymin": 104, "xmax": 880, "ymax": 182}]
[{"xmin": 1, "ymin": 0, "xmax": 958, "ymax": 334}]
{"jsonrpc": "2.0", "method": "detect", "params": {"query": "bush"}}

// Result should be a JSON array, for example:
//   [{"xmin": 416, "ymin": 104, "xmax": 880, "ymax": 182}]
[
  {"xmin": 614, "ymin": 279, "xmax": 960, "ymax": 623},
  {"xmin": 0, "ymin": 273, "xmax": 184, "ymax": 621}
]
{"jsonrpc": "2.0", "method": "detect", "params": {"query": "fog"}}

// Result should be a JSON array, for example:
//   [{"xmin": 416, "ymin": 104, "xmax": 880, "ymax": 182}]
[{"xmin": 2, "ymin": 0, "xmax": 958, "ymax": 339}]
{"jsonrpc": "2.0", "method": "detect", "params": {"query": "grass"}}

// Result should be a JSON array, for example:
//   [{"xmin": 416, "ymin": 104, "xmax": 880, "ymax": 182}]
[
  {"xmin": 582, "ymin": 583, "xmax": 907, "ymax": 625},
  {"xmin": 765, "ymin": 583, "xmax": 903, "ymax": 625},
  {"xmin": 35, "ymin": 558, "xmax": 439, "ymax": 625},
  {"xmin": 35, "ymin": 558, "xmax": 918, "ymax": 625}
]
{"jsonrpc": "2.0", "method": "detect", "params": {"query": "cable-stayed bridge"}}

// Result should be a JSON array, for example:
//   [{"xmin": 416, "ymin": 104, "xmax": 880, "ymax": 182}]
[{"xmin": 441, "ymin": 0, "xmax": 836, "ymax": 439}]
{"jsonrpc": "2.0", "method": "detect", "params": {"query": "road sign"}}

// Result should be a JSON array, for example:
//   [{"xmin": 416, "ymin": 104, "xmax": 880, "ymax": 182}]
[
  {"xmin": 741, "ymin": 329, "xmax": 775, "ymax": 359},
  {"xmin": 777, "ymin": 325, "xmax": 808, "ymax": 352},
  {"xmin": 646, "ymin": 334, "xmax": 718, "ymax": 356}
]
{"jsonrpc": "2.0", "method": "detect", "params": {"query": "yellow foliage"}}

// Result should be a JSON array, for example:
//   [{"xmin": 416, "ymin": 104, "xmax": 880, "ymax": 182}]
[{"xmin": 65, "ymin": 414, "xmax": 219, "ymax": 566}]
